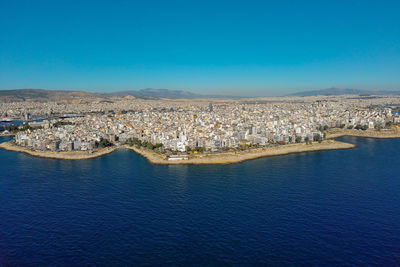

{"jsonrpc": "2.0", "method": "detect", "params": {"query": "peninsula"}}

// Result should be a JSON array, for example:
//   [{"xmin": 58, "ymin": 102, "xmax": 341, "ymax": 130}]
[
  {"xmin": 127, "ymin": 140, "xmax": 355, "ymax": 165},
  {"xmin": 3, "ymin": 126, "xmax": 399, "ymax": 163},
  {"xmin": 0, "ymin": 139, "xmax": 355, "ymax": 163}
]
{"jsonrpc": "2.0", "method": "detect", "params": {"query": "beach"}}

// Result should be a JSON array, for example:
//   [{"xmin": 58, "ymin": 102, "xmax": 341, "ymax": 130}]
[
  {"xmin": 0, "ymin": 141, "xmax": 116, "ymax": 160},
  {"xmin": 127, "ymin": 140, "xmax": 356, "ymax": 165}
]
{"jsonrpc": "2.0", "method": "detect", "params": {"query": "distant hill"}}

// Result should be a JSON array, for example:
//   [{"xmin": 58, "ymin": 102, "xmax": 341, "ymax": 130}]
[
  {"xmin": 0, "ymin": 88, "xmax": 237, "ymax": 102},
  {"xmin": 109, "ymin": 88, "xmax": 235, "ymax": 99},
  {"xmin": 0, "ymin": 89, "xmax": 98, "ymax": 102},
  {"xmin": 110, "ymin": 88, "xmax": 202, "ymax": 99},
  {"xmin": 289, "ymin": 88, "xmax": 400, "ymax": 97}
]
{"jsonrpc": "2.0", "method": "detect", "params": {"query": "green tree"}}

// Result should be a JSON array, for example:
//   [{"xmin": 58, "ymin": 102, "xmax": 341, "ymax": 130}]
[
  {"xmin": 313, "ymin": 134, "xmax": 322, "ymax": 143},
  {"xmin": 375, "ymin": 124, "xmax": 383, "ymax": 131},
  {"xmin": 146, "ymin": 143, "xmax": 154, "ymax": 150},
  {"xmin": 53, "ymin": 121, "xmax": 73, "ymax": 128},
  {"xmin": 97, "ymin": 139, "xmax": 113, "ymax": 148},
  {"xmin": 154, "ymin": 143, "xmax": 163, "ymax": 149}
]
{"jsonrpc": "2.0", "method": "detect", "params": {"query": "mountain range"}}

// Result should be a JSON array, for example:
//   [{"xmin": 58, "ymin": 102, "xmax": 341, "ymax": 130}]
[
  {"xmin": 0, "ymin": 88, "xmax": 235, "ymax": 101},
  {"xmin": 108, "ymin": 88, "xmax": 204, "ymax": 99},
  {"xmin": 1, "ymin": 88, "xmax": 400, "ymax": 102},
  {"xmin": 289, "ymin": 88, "xmax": 400, "ymax": 97},
  {"xmin": 0, "ymin": 89, "xmax": 97, "ymax": 102}
]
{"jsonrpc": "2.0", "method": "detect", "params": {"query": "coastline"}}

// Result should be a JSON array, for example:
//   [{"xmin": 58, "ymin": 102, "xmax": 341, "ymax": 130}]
[
  {"xmin": 2, "ymin": 127, "xmax": 399, "ymax": 163},
  {"xmin": 325, "ymin": 127, "xmax": 400, "ymax": 139},
  {"xmin": 127, "ymin": 140, "xmax": 356, "ymax": 165},
  {"xmin": 0, "ymin": 133, "xmax": 15, "ymax": 137},
  {"xmin": 0, "ymin": 141, "xmax": 116, "ymax": 160}
]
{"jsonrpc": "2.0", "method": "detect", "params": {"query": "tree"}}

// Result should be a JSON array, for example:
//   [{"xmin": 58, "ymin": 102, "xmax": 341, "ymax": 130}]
[
  {"xmin": 304, "ymin": 136, "xmax": 310, "ymax": 144},
  {"xmin": 295, "ymin": 136, "xmax": 302, "ymax": 143},
  {"xmin": 125, "ymin": 137, "xmax": 142, "ymax": 147},
  {"xmin": 375, "ymin": 124, "xmax": 383, "ymax": 131},
  {"xmin": 313, "ymin": 134, "xmax": 322, "ymax": 143},
  {"xmin": 154, "ymin": 143, "xmax": 163, "ymax": 149},
  {"xmin": 146, "ymin": 143, "xmax": 154, "ymax": 150},
  {"xmin": 97, "ymin": 139, "xmax": 113, "ymax": 148},
  {"xmin": 194, "ymin": 147, "xmax": 205, "ymax": 153},
  {"xmin": 347, "ymin": 125, "xmax": 354, "ymax": 129},
  {"xmin": 53, "ymin": 121, "xmax": 73, "ymax": 128}
]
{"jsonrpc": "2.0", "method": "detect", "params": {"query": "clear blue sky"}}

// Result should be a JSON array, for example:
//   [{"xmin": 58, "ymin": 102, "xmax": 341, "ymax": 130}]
[{"xmin": 0, "ymin": 0, "xmax": 399, "ymax": 96}]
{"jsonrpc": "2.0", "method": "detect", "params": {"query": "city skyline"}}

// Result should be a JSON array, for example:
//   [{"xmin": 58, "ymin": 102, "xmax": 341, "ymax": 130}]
[{"xmin": 1, "ymin": 0, "xmax": 400, "ymax": 95}]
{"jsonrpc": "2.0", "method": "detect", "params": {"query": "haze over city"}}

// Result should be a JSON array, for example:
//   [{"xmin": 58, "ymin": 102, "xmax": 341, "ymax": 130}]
[{"xmin": 1, "ymin": 0, "xmax": 399, "ymax": 96}]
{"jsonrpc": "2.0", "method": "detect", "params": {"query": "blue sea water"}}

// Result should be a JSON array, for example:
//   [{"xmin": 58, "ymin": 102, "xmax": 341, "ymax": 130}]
[{"xmin": 1, "ymin": 136, "xmax": 400, "ymax": 266}]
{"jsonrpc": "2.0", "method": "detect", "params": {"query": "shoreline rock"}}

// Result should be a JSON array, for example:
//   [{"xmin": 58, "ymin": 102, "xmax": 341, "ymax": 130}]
[
  {"xmin": 127, "ymin": 140, "xmax": 356, "ymax": 165},
  {"xmin": 0, "ymin": 141, "xmax": 116, "ymax": 160},
  {"xmin": 325, "ymin": 128, "xmax": 400, "ymax": 139},
  {"xmin": 2, "ymin": 130, "xmax": 399, "ymax": 164},
  {"xmin": 0, "ymin": 133, "xmax": 15, "ymax": 137}
]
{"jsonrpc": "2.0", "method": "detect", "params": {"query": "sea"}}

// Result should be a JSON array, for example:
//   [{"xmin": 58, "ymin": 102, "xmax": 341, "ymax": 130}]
[{"xmin": 1, "ymin": 135, "xmax": 400, "ymax": 266}]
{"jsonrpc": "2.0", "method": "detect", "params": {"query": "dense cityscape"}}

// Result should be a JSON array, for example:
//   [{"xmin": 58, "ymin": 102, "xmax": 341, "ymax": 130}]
[{"xmin": 1, "ymin": 95, "xmax": 399, "ymax": 158}]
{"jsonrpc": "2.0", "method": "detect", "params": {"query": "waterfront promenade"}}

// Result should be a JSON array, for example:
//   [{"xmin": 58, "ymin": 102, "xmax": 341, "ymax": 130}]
[
  {"xmin": 1, "ymin": 127, "xmax": 400, "ymax": 163},
  {"xmin": 128, "ymin": 140, "xmax": 355, "ymax": 164},
  {"xmin": 1, "ymin": 140, "xmax": 353, "ymax": 163},
  {"xmin": 0, "ymin": 141, "xmax": 116, "ymax": 160},
  {"xmin": 325, "ymin": 127, "xmax": 400, "ymax": 139}
]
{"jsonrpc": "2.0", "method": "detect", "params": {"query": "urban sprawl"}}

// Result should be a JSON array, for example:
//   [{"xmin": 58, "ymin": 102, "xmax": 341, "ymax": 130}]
[{"xmin": 1, "ymin": 95, "xmax": 400, "ymax": 156}]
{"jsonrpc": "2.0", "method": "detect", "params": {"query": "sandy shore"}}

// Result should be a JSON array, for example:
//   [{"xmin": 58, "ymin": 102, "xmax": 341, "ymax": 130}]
[
  {"xmin": 325, "ymin": 127, "xmax": 400, "ymax": 139},
  {"xmin": 0, "ymin": 141, "xmax": 116, "ymax": 160},
  {"xmin": 127, "ymin": 140, "xmax": 356, "ymax": 165}
]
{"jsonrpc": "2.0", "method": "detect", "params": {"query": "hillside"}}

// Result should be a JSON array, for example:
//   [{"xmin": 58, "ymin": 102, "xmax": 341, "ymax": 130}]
[
  {"xmin": 0, "ymin": 89, "xmax": 98, "ymax": 102},
  {"xmin": 290, "ymin": 88, "xmax": 400, "ymax": 97},
  {"xmin": 110, "ymin": 88, "xmax": 204, "ymax": 99}
]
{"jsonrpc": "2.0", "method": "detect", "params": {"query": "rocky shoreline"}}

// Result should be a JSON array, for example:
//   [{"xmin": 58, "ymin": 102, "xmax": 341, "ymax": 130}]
[
  {"xmin": 2, "ymin": 128, "xmax": 400, "ymax": 163},
  {"xmin": 0, "ymin": 133, "xmax": 15, "ymax": 137},
  {"xmin": 0, "ymin": 141, "xmax": 116, "ymax": 160},
  {"xmin": 325, "ymin": 127, "xmax": 400, "ymax": 139},
  {"xmin": 127, "ymin": 140, "xmax": 356, "ymax": 165}
]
